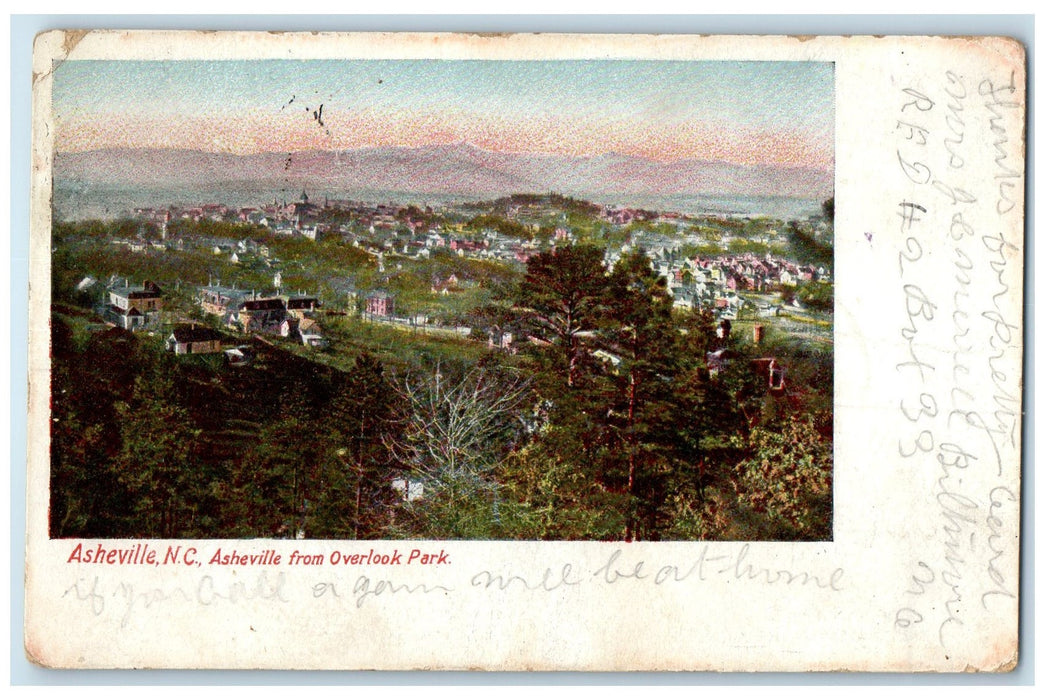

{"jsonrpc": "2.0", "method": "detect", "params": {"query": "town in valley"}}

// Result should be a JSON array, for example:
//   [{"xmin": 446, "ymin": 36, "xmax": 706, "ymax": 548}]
[{"xmin": 51, "ymin": 188, "xmax": 834, "ymax": 542}]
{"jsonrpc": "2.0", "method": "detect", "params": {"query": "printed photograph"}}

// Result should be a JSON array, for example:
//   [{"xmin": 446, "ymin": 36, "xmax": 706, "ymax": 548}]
[{"xmin": 48, "ymin": 58, "xmax": 835, "ymax": 542}]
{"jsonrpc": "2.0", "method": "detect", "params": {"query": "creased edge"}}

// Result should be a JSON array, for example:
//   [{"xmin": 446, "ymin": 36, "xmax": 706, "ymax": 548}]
[{"xmin": 32, "ymin": 30, "xmax": 89, "ymax": 86}]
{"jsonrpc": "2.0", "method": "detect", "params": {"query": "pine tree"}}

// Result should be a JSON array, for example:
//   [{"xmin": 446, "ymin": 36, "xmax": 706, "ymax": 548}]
[
  {"xmin": 320, "ymin": 352, "xmax": 398, "ymax": 538},
  {"xmin": 516, "ymin": 244, "xmax": 607, "ymax": 388},
  {"xmin": 599, "ymin": 250, "xmax": 696, "ymax": 540},
  {"xmin": 228, "ymin": 416, "xmax": 308, "ymax": 538},
  {"xmin": 113, "ymin": 366, "xmax": 202, "ymax": 538}
]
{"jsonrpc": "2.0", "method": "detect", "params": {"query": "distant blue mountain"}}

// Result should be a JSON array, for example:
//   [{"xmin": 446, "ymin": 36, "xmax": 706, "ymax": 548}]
[{"xmin": 54, "ymin": 143, "xmax": 833, "ymax": 202}]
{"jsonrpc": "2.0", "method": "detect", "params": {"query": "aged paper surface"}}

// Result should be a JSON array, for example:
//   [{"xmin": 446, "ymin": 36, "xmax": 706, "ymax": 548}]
[{"xmin": 26, "ymin": 31, "xmax": 1024, "ymax": 671}]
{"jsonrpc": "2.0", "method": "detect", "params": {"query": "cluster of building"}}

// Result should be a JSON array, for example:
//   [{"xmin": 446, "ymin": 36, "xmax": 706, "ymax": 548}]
[
  {"xmin": 100, "ymin": 278, "xmax": 230, "ymax": 356},
  {"xmin": 133, "ymin": 191, "xmax": 404, "ymax": 243},
  {"xmin": 379, "ymin": 230, "xmax": 543, "ymax": 265},
  {"xmin": 631, "ymin": 250, "xmax": 832, "ymax": 319},
  {"xmin": 124, "ymin": 192, "xmax": 831, "ymax": 297},
  {"xmin": 127, "ymin": 193, "xmax": 665, "ymax": 267},
  {"xmin": 93, "ymin": 268, "xmax": 810, "ymax": 399},
  {"xmin": 198, "ymin": 285, "xmax": 325, "ymax": 347},
  {"xmin": 109, "ymin": 226, "xmax": 276, "ymax": 269},
  {"xmin": 107, "ymin": 193, "xmax": 833, "ymax": 353},
  {"xmin": 96, "ymin": 278, "xmax": 327, "ymax": 357}
]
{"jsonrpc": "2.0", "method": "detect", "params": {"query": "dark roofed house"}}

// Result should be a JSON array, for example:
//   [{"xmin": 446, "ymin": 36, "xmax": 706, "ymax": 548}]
[
  {"xmin": 109, "ymin": 304, "xmax": 144, "ymax": 328},
  {"xmin": 240, "ymin": 298, "xmax": 286, "ymax": 312},
  {"xmin": 167, "ymin": 324, "xmax": 224, "ymax": 355},
  {"xmin": 108, "ymin": 280, "xmax": 163, "ymax": 330},
  {"xmin": 109, "ymin": 280, "xmax": 162, "ymax": 308},
  {"xmin": 231, "ymin": 296, "xmax": 290, "ymax": 336},
  {"xmin": 286, "ymin": 295, "xmax": 320, "ymax": 318}
]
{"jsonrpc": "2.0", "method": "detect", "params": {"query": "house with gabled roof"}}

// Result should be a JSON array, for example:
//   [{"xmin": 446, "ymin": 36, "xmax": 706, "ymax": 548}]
[{"xmin": 297, "ymin": 318, "xmax": 326, "ymax": 348}]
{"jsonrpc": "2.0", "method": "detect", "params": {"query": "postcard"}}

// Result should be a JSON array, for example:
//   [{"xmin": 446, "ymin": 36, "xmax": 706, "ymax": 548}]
[{"xmin": 25, "ymin": 30, "xmax": 1025, "ymax": 671}]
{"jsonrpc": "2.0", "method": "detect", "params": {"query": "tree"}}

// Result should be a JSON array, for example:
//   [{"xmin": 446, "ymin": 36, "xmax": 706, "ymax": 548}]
[
  {"xmin": 516, "ymin": 244, "xmax": 607, "ymax": 388},
  {"xmin": 215, "ymin": 354, "xmax": 398, "ymax": 540},
  {"xmin": 787, "ymin": 221, "xmax": 833, "ymax": 266},
  {"xmin": 49, "ymin": 318, "xmax": 175, "ymax": 537},
  {"xmin": 389, "ymin": 364, "xmax": 529, "ymax": 538},
  {"xmin": 503, "ymin": 249, "xmax": 725, "ymax": 540},
  {"xmin": 113, "ymin": 366, "xmax": 204, "ymax": 538},
  {"xmin": 795, "ymin": 281, "xmax": 834, "ymax": 312},
  {"xmin": 821, "ymin": 196, "xmax": 835, "ymax": 222},
  {"xmin": 498, "ymin": 439, "xmax": 625, "ymax": 540},
  {"xmin": 321, "ymin": 353, "xmax": 399, "ymax": 538},
  {"xmin": 597, "ymin": 250, "xmax": 701, "ymax": 540},
  {"xmin": 730, "ymin": 414, "xmax": 833, "ymax": 540},
  {"xmin": 226, "ymin": 415, "xmax": 313, "ymax": 538},
  {"xmin": 50, "ymin": 376, "xmax": 123, "ymax": 537}
]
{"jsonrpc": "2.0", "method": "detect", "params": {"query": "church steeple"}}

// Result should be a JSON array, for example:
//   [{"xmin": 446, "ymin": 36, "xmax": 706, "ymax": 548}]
[{"xmin": 300, "ymin": 189, "xmax": 309, "ymax": 204}]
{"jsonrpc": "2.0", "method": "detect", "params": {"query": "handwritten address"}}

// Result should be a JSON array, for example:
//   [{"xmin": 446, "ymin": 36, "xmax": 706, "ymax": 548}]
[{"xmin": 892, "ymin": 66, "xmax": 1022, "ymax": 650}]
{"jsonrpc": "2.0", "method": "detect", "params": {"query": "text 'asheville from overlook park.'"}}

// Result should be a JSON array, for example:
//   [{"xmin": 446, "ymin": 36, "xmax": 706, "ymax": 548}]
[
  {"xmin": 66, "ymin": 542, "xmax": 451, "ymax": 567},
  {"xmin": 49, "ymin": 59, "xmax": 835, "ymax": 542}
]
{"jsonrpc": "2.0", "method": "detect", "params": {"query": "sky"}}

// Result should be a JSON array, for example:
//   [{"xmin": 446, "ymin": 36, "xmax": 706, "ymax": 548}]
[{"xmin": 53, "ymin": 59, "xmax": 834, "ymax": 170}]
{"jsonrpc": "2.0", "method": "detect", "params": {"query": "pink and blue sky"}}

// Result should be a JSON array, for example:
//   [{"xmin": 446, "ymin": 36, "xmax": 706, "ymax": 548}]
[{"xmin": 54, "ymin": 59, "xmax": 834, "ymax": 170}]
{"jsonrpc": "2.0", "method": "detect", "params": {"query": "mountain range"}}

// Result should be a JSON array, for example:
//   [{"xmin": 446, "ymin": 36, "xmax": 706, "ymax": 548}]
[{"xmin": 53, "ymin": 143, "xmax": 833, "ymax": 204}]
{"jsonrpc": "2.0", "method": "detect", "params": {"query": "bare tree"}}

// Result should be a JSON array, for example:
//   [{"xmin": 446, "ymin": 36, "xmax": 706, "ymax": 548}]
[{"xmin": 390, "ymin": 365, "xmax": 530, "ymax": 507}]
